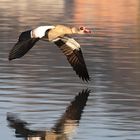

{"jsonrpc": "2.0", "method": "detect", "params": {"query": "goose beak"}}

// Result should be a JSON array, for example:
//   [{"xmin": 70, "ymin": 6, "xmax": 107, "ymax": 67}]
[{"xmin": 84, "ymin": 28, "xmax": 92, "ymax": 33}]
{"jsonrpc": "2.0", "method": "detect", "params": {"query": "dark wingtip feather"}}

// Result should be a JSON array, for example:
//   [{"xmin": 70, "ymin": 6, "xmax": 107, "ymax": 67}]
[
  {"xmin": 8, "ymin": 30, "xmax": 40, "ymax": 61},
  {"xmin": 8, "ymin": 44, "xmax": 23, "ymax": 61},
  {"xmin": 82, "ymin": 77, "xmax": 90, "ymax": 82},
  {"xmin": 72, "ymin": 49, "xmax": 90, "ymax": 82},
  {"xmin": 8, "ymin": 54, "xmax": 15, "ymax": 61},
  {"xmin": 83, "ymin": 76, "xmax": 90, "ymax": 82},
  {"xmin": 8, "ymin": 57, "xmax": 12, "ymax": 61},
  {"xmin": 8, "ymin": 38, "xmax": 39, "ymax": 61}
]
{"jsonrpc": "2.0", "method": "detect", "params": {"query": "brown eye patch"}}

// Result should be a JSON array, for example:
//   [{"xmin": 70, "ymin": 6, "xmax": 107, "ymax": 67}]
[{"xmin": 80, "ymin": 27, "xmax": 84, "ymax": 30}]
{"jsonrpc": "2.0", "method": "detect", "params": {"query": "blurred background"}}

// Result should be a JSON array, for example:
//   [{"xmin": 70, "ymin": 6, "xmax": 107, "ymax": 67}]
[{"xmin": 0, "ymin": 0, "xmax": 140, "ymax": 140}]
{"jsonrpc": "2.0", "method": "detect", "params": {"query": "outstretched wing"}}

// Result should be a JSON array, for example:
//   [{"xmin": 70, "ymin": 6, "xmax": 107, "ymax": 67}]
[
  {"xmin": 9, "ymin": 30, "xmax": 39, "ymax": 60},
  {"xmin": 54, "ymin": 37, "xmax": 90, "ymax": 81}
]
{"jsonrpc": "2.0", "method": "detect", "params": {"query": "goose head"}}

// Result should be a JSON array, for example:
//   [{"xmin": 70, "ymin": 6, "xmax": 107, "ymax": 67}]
[{"xmin": 72, "ymin": 26, "xmax": 91, "ymax": 34}]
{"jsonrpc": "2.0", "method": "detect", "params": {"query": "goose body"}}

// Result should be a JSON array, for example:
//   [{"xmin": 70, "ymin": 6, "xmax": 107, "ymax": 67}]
[{"xmin": 9, "ymin": 25, "xmax": 91, "ymax": 81}]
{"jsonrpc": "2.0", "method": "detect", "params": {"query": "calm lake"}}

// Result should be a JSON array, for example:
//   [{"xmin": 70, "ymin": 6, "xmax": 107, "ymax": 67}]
[{"xmin": 0, "ymin": 0, "xmax": 140, "ymax": 140}]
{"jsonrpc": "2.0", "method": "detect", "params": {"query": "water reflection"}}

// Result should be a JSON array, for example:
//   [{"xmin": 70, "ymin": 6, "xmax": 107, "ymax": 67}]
[
  {"xmin": 7, "ymin": 89, "xmax": 90, "ymax": 140},
  {"xmin": 0, "ymin": 0, "xmax": 140, "ymax": 140}
]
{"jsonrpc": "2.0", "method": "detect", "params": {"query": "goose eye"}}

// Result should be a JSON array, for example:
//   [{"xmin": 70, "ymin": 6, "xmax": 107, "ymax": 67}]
[{"xmin": 80, "ymin": 27, "xmax": 84, "ymax": 30}]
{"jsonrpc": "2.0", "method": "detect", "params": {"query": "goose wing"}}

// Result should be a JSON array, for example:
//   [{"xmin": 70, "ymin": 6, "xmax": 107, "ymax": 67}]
[
  {"xmin": 54, "ymin": 37, "xmax": 90, "ymax": 81},
  {"xmin": 9, "ymin": 30, "xmax": 39, "ymax": 61}
]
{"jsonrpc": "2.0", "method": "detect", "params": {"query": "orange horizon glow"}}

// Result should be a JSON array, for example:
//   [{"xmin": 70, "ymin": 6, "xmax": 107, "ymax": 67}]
[{"xmin": 73, "ymin": 0, "xmax": 139, "ymax": 25}]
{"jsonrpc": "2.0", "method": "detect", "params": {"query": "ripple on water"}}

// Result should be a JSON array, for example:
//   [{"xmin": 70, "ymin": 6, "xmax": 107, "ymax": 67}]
[{"xmin": 0, "ymin": 0, "xmax": 140, "ymax": 140}]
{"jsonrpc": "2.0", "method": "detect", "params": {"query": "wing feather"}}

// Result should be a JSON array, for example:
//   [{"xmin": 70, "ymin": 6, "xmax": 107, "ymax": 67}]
[
  {"xmin": 9, "ymin": 30, "xmax": 39, "ymax": 60},
  {"xmin": 54, "ymin": 37, "xmax": 90, "ymax": 81}
]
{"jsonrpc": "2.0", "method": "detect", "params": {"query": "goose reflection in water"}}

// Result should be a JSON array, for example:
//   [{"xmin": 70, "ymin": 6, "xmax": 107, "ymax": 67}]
[{"xmin": 7, "ymin": 89, "xmax": 90, "ymax": 140}]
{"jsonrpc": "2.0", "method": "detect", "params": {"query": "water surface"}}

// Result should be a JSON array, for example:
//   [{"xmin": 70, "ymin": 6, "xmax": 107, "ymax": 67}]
[{"xmin": 0, "ymin": 0, "xmax": 140, "ymax": 140}]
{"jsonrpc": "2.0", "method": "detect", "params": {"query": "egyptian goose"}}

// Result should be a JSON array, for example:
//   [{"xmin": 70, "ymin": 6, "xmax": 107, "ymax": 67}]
[{"xmin": 9, "ymin": 25, "xmax": 91, "ymax": 81}]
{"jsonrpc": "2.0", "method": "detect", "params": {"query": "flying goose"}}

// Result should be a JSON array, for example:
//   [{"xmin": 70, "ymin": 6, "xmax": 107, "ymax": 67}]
[{"xmin": 9, "ymin": 25, "xmax": 91, "ymax": 81}]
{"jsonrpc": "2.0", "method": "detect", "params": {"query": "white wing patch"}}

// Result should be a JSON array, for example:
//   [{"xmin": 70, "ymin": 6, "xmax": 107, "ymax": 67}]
[
  {"xmin": 66, "ymin": 38, "xmax": 80, "ymax": 50},
  {"xmin": 27, "ymin": 137, "xmax": 41, "ymax": 140},
  {"xmin": 31, "ymin": 26, "xmax": 55, "ymax": 38}
]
